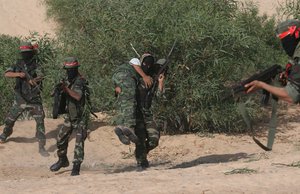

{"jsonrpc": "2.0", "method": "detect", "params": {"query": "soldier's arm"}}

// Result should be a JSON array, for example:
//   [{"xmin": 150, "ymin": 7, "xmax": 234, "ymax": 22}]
[
  {"xmin": 245, "ymin": 80, "xmax": 293, "ymax": 103},
  {"xmin": 4, "ymin": 65, "xmax": 26, "ymax": 78},
  {"xmin": 132, "ymin": 65, "xmax": 153, "ymax": 88},
  {"xmin": 5, "ymin": 71, "xmax": 26, "ymax": 78},
  {"xmin": 62, "ymin": 80, "xmax": 83, "ymax": 101},
  {"xmin": 157, "ymin": 74, "xmax": 165, "ymax": 93}
]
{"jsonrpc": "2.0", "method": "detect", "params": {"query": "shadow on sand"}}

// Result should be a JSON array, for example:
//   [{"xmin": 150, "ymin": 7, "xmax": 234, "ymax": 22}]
[{"xmin": 169, "ymin": 152, "xmax": 250, "ymax": 169}]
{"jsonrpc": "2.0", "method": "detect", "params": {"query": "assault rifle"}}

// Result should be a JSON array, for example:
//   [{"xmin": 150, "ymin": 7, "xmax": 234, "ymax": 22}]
[
  {"xmin": 223, "ymin": 64, "xmax": 284, "ymax": 151},
  {"xmin": 144, "ymin": 40, "xmax": 177, "ymax": 109},
  {"xmin": 223, "ymin": 64, "xmax": 283, "ymax": 101},
  {"xmin": 16, "ymin": 61, "xmax": 43, "ymax": 102},
  {"xmin": 52, "ymin": 79, "xmax": 98, "ymax": 119}
]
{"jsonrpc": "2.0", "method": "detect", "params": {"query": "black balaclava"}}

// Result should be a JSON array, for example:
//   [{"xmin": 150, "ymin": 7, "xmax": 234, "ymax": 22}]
[
  {"xmin": 142, "ymin": 56, "xmax": 155, "ymax": 75},
  {"xmin": 66, "ymin": 68, "xmax": 79, "ymax": 81},
  {"xmin": 21, "ymin": 51, "xmax": 35, "ymax": 63},
  {"xmin": 281, "ymin": 35, "xmax": 300, "ymax": 57}
]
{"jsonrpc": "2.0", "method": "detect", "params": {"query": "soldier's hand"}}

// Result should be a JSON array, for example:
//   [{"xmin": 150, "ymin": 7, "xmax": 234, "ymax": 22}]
[
  {"xmin": 158, "ymin": 74, "xmax": 165, "ymax": 83},
  {"xmin": 28, "ymin": 79, "xmax": 37, "ymax": 86},
  {"xmin": 115, "ymin": 86, "xmax": 121, "ymax": 94},
  {"xmin": 60, "ymin": 82, "xmax": 68, "ymax": 92},
  {"xmin": 143, "ymin": 75, "xmax": 153, "ymax": 88},
  {"xmin": 18, "ymin": 72, "xmax": 26, "ymax": 78},
  {"xmin": 244, "ymin": 80, "xmax": 262, "ymax": 94}
]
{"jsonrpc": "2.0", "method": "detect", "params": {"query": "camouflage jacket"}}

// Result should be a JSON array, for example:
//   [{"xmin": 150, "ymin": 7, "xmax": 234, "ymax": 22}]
[
  {"xmin": 112, "ymin": 63, "xmax": 139, "ymax": 88},
  {"xmin": 5, "ymin": 59, "xmax": 44, "ymax": 104},
  {"xmin": 66, "ymin": 75, "xmax": 87, "ymax": 122}
]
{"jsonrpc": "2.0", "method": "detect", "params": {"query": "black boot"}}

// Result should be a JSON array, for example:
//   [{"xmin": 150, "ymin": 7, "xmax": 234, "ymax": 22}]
[
  {"xmin": 0, "ymin": 133, "xmax": 7, "ymax": 144},
  {"xmin": 137, "ymin": 159, "xmax": 149, "ymax": 171},
  {"xmin": 50, "ymin": 156, "xmax": 69, "ymax": 172},
  {"xmin": 71, "ymin": 162, "xmax": 81, "ymax": 176}
]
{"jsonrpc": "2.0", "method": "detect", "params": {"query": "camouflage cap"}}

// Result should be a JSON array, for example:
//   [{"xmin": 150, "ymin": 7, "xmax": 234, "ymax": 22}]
[
  {"xmin": 19, "ymin": 41, "xmax": 34, "ymax": 52},
  {"xmin": 155, "ymin": 58, "xmax": 166, "ymax": 66},
  {"xmin": 276, "ymin": 19, "xmax": 300, "ymax": 38},
  {"xmin": 63, "ymin": 57, "xmax": 80, "ymax": 69}
]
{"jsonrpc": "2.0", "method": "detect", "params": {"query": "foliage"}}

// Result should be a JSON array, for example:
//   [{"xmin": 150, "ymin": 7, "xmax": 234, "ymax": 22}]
[
  {"xmin": 45, "ymin": 0, "xmax": 283, "ymax": 133},
  {"xmin": 277, "ymin": 0, "xmax": 300, "ymax": 19},
  {"xmin": 0, "ymin": 35, "xmax": 20, "ymax": 122},
  {"xmin": 42, "ymin": 0, "xmax": 287, "ymax": 134}
]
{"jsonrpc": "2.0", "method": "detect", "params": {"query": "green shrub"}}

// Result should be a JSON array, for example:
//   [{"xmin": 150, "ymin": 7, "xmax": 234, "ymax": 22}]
[{"xmin": 40, "ymin": 0, "xmax": 287, "ymax": 133}]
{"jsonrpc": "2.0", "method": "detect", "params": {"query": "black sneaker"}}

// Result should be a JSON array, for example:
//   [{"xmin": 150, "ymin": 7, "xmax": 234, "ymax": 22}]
[
  {"xmin": 114, "ymin": 127, "xmax": 130, "ymax": 145},
  {"xmin": 122, "ymin": 127, "xmax": 139, "ymax": 144}
]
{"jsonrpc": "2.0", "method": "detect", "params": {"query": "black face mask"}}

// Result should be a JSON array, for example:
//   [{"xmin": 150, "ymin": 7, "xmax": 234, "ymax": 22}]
[
  {"xmin": 66, "ymin": 68, "xmax": 79, "ymax": 81},
  {"xmin": 281, "ymin": 35, "xmax": 300, "ymax": 57},
  {"xmin": 141, "ymin": 56, "xmax": 155, "ymax": 75},
  {"xmin": 21, "ymin": 51, "xmax": 34, "ymax": 62}
]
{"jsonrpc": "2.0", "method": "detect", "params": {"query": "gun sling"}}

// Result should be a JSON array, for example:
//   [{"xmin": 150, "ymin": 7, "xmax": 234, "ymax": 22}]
[{"xmin": 237, "ymin": 97, "xmax": 278, "ymax": 151}]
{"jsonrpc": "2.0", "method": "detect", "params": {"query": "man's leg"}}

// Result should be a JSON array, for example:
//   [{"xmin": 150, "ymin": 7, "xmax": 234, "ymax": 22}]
[
  {"xmin": 71, "ymin": 120, "xmax": 87, "ymax": 176},
  {"xmin": 114, "ymin": 78, "xmax": 138, "ymax": 144},
  {"xmin": 135, "ymin": 117, "xmax": 149, "ymax": 170},
  {"xmin": 0, "ymin": 100, "xmax": 24, "ymax": 143},
  {"xmin": 50, "ymin": 117, "xmax": 72, "ymax": 172},
  {"xmin": 30, "ymin": 104, "xmax": 49, "ymax": 156},
  {"xmin": 143, "ymin": 108, "xmax": 160, "ymax": 152}
]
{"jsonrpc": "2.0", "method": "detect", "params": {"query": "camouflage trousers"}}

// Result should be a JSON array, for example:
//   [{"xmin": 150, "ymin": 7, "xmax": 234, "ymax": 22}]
[
  {"xmin": 2, "ymin": 96, "xmax": 46, "ymax": 145},
  {"xmin": 56, "ymin": 116, "xmax": 87, "ymax": 163},
  {"xmin": 135, "ymin": 107, "xmax": 160, "ymax": 164},
  {"xmin": 114, "ymin": 76, "xmax": 137, "ymax": 130}
]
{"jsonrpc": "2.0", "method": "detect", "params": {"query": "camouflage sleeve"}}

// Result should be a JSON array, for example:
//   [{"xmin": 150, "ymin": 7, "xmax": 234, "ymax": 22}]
[
  {"xmin": 4, "ymin": 65, "xmax": 17, "ymax": 73},
  {"xmin": 112, "ymin": 71, "xmax": 128, "ymax": 87},
  {"xmin": 72, "ymin": 79, "xmax": 84, "ymax": 99},
  {"xmin": 285, "ymin": 82, "xmax": 300, "ymax": 103}
]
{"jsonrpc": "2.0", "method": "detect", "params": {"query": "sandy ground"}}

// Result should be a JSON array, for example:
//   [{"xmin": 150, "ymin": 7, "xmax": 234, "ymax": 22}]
[
  {"xmin": 0, "ymin": 0, "xmax": 56, "ymax": 37},
  {"xmin": 1, "ymin": 0, "xmax": 300, "ymax": 194},
  {"xmin": 0, "ymin": 0, "xmax": 286, "ymax": 37},
  {"xmin": 1, "ymin": 105, "xmax": 300, "ymax": 194}
]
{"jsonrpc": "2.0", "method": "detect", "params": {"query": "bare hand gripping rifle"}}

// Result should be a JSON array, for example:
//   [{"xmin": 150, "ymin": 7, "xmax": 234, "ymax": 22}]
[{"xmin": 223, "ymin": 64, "xmax": 283, "ymax": 151}]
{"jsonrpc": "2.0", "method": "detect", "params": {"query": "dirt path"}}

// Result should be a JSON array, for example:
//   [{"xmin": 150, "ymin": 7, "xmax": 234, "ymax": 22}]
[{"xmin": 0, "ymin": 104, "xmax": 300, "ymax": 193}]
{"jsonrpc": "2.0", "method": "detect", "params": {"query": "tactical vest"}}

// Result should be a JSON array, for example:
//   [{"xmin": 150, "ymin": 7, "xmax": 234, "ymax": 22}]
[{"xmin": 14, "ymin": 59, "xmax": 42, "ymax": 103}]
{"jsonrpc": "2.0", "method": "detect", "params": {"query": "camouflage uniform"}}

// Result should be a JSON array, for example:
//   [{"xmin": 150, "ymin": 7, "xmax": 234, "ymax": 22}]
[
  {"xmin": 0, "ymin": 51, "xmax": 46, "ymax": 148},
  {"xmin": 56, "ymin": 75, "xmax": 88, "ymax": 164},
  {"xmin": 276, "ymin": 19, "xmax": 300, "ymax": 103},
  {"xmin": 134, "ymin": 57, "xmax": 163, "ymax": 168},
  {"xmin": 112, "ymin": 62, "xmax": 139, "ymax": 143}
]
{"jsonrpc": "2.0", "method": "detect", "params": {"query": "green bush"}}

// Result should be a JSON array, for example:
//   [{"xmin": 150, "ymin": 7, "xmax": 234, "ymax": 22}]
[{"xmin": 38, "ymin": 0, "xmax": 287, "ymax": 133}]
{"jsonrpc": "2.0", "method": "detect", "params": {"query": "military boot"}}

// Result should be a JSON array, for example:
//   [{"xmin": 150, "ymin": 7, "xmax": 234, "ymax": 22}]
[
  {"xmin": 136, "ymin": 159, "xmax": 149, "ymax": 172},
  {"xmin": 50, "ymin": 156, "xmax": 69, "ymax": 172},
  {"xmin": 71, "ymin": 162, "xmax": 81, "ymax": 176},
  {"xmin": 114, "ymin": 127, "xmax": 130, "ymax": 145},
  {"xmin": 0, "ymin": 133, "xmax": 7, "ymax": 144}
]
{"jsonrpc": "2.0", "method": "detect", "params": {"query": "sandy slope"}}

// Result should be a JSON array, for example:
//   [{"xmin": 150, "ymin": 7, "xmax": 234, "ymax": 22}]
[
  {"xmin": 0, "ymin": 0, "xmax": 286, "ymax": 37},
  {"xmin": 0, "ymin": 0, "xmax": 56, "ymax": 37},
  {"xmin": 1, "ymin": 104, "xmax": 300, "ymax": 194}
]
